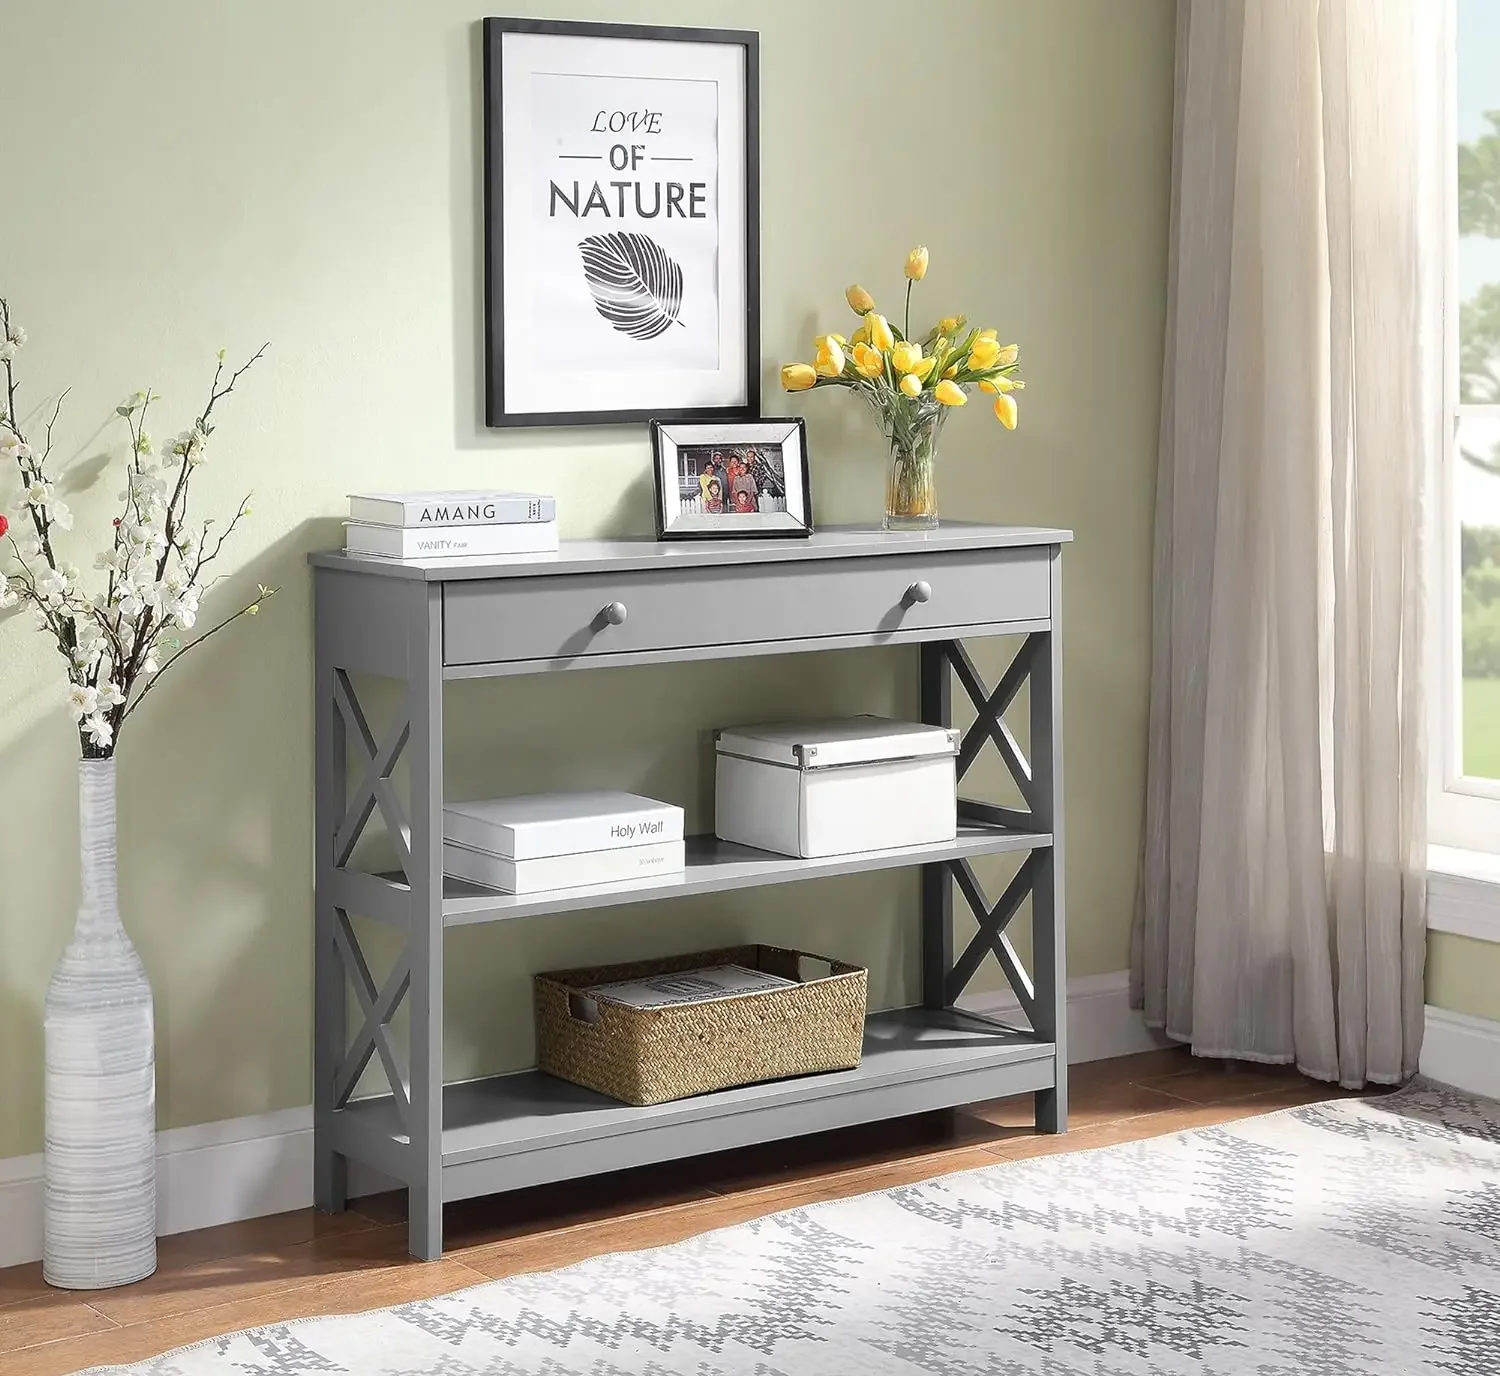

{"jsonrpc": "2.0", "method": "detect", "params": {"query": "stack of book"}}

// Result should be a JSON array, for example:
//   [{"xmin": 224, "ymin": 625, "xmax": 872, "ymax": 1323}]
[
  {"xmin": 443, "ymin": 790, "xmax": 686, "ymax": 895},
  {"xmin": 345, "ymin": 489, "xmax": 558, "ymax": 559}
]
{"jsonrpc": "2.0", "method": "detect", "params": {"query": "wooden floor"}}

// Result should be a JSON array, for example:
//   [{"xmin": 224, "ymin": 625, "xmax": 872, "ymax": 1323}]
[{"xmin": 0, "ymin": 1047, "xmax": 1370, "ymax": 1376}]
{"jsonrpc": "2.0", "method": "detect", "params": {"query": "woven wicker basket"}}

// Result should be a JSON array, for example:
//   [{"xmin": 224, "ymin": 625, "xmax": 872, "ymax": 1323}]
[{"xmin": 535, "ymin": 944, "xmax": 868, "ymax": 1106}]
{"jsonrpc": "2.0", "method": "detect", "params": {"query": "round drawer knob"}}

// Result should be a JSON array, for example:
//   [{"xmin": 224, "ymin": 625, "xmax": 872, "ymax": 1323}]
[
  {"xmin": 601, "ymin": 601, "xmax": 628, "ymax": 626},
  {"xmin": 906, "ymin": 580, "xmax": 933, "ymax": 605}
]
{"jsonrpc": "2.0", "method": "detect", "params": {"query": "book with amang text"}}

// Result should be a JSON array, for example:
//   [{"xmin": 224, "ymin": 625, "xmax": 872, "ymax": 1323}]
[{"xmin": 348, "ymin": 490, "xmax": 555, "ymax": 527}]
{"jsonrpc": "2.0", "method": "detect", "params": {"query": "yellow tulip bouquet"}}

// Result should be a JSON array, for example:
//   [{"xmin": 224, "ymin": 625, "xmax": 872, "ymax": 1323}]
[{"xmin": 780, "ymin": 245, "xmax": 1023, "ymax": 529}]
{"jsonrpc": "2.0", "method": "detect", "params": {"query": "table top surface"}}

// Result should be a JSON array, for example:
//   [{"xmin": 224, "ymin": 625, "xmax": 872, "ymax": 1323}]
[{"xmin": 309, "ymin": 521, "xmax": 1073, "ymax": 582}]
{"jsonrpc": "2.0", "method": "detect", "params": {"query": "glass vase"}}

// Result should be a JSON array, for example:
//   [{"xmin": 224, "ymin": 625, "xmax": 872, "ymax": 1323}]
[
  {"xmin": 875, "ymin": 395, "xmax": 946, "ymax": 531},
  {"xmin": 43, "ymin": 758, "xmax": 157, "ymax": 1289}
]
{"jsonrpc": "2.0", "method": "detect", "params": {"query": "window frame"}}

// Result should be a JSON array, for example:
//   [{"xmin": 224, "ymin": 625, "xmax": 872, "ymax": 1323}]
[{"xmin": 1433, "ymin": 0, "xmax": 1500, "ymax": 854}]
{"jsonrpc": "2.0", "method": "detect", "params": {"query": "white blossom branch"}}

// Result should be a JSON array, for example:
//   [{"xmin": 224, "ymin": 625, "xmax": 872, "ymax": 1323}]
[
  {"xmin": 121, "ymin": 585, "xmax": 278, "ymax": 722},
  {"xmin": 0, "ymin": 300, "xmax": 272, "ymax": 758}
]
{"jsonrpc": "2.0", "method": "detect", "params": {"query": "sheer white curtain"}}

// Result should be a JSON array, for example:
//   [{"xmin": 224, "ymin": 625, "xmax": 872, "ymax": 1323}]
[{"xmin": 1134, "ymin": 0, "xmax": 1440, "ymax": 1086}]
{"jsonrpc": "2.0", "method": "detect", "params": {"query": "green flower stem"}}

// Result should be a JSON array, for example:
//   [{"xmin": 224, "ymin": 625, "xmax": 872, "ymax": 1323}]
[{"xmin": 863, "ymin": 389, "xmax": 945, "ymax": 521}]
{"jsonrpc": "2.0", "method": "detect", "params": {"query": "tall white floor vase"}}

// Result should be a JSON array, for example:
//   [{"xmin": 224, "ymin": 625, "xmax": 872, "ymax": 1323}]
[{"xmin": 43, "ymin": 758, "xmax": 157, "ymax": 1289}]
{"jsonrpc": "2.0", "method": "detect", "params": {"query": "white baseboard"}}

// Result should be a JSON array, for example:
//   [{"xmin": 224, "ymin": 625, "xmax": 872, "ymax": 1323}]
[
  {"xmin": 0, "ymin": 1161, "xmax": 42, "ymax": 1271},
  {"xmin": 0, "ymin": 970, "xmax": 1155, "ymax": 1269},
  {"xmin": 1420, "ymin": 1004, "xmax": 1500, "ymax": 1099},
  {"xmin": 0, "ymin": 1106, "xmax": 320, "ymax": 1271},
  {"xmin": 959, "ymin": 968, "xmax": 1171, "ymax": 1064}
]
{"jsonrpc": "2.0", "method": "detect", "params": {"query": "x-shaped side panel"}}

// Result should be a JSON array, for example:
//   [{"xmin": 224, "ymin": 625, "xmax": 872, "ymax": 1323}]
[
  {"xmin": 332, "ymin": 670, "xmax": 414, "ymax": 880},
  {"xmin": 331, "ymin": 908, "xmax": 412, "ymax": 1128},
  {"xmin": 947, "ymin": 635, "xmax": 1043, "ymax": 810},
  {"xmin": 944, "ymin": 852, "xmax": 1039, "ymax": 1018}
]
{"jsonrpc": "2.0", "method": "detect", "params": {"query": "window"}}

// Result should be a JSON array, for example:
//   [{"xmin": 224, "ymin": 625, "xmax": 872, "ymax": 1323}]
[{"xmin": 1435, "ymin": 0, "xmax": 1500, "ymax": 853}]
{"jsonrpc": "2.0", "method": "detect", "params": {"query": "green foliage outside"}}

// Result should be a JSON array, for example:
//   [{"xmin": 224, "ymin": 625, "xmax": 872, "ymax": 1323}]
[
  {"xmin": 1460, "ymin": 111, "xmax": 1500, "ymax": 238},
  {"xmin": 1464, "ymin": 526, "xmax": 1500, "ymax": 675},
  {"xmin": 1455, "ymin": 108, "xmax": 1500, "ymax": 776},
  {"xmin": 1465, "ymin": 677, "xmax": 1500, "ymax": 780},
  {"xmin": 1460, "ymin": 284, "xmax": 1500, "ymax": 411},
  {"xmin": 1459, "ymin": 110, "xmax": 1500, "ymax": 469},
  {"xmin": 1463, "ymin": 525, "xmax": 1500, "ymax": 779}
]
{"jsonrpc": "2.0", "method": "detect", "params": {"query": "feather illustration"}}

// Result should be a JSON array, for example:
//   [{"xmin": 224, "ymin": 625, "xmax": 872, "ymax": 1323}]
[{"xmin": 578, "ymin": 232, "xmax": 684, "ymax": 341}]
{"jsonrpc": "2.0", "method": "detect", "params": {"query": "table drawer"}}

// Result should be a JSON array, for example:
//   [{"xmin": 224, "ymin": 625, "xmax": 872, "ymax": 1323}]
[{"xmin": 442, "ymin": 548, "xmax": 1051, "ymax": 667}]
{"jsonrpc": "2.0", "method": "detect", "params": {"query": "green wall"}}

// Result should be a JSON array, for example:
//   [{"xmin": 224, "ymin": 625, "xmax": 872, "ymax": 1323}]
[
  {"xmin": 0, "ymin": 0, "xmax": 1175, "ymax": 1159},
  {"xmin": 1428, "ymin": 933, "xmax": 1500, "ymax": 1020}
]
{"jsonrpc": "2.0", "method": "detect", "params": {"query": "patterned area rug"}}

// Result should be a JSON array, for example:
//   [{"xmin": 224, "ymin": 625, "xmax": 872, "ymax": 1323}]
[{"xmin": 84, "ymin": 1084, "xmax": 1500, "ymax": 1375}]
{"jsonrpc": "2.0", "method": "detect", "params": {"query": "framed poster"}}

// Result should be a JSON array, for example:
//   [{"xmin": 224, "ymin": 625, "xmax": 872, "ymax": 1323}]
[
  {"xmin": 482, "ymin": 17, "xmax": 760, "ymax": 428},
  {"xmin": 649, "ymin": 418, "xmax": 812, "ymax": 540}
]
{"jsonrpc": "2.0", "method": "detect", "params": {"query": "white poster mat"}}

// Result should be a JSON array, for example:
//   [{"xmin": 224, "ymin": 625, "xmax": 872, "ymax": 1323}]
[{"xmin": 500, "ymin": 32, "xmax": 748, "ymax": 416}]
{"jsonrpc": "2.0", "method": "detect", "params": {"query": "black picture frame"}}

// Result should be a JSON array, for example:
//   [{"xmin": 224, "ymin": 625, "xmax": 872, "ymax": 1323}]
[
  {"xmin": 482, "ymin": 17, "xmax": 761, "ymax": 429},
  {"xmin": 650, "ymin": 417, "xmax": 812, "ymax": 541}
]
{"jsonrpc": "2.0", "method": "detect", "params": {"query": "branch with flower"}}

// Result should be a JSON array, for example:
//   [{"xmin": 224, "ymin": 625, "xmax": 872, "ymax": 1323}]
[
  {"xmin": 778, "ymin": 246, "xmax": 1025, "ymax": 524},
  {"xmin": 0, "ymin": 294, "xmax": 277, "ymax": 758}
]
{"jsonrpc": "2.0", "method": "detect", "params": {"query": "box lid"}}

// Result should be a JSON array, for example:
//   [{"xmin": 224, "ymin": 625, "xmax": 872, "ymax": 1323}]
[{"xmin": 714, "ymin": 716, "xmax": 959, "ymax": 770}]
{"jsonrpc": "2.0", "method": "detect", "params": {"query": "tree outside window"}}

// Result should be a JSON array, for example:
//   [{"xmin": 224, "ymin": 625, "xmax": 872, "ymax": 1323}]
[{"xmin": 1456, "ymin": 48, "xmax": 1500, "ymax": 780}]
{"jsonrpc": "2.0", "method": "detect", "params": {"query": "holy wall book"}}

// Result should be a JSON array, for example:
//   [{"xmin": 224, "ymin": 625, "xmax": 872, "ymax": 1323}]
[
  {"xmin": 348, "ymin": 490, "xmax": 556, "ymax": 527},
  {"xmin": 344, "ymin": 520, "xmax": 559, "ymax": 559},
  {"xmin": 443, "ymin": 791, "xmax": 685, "ymax": 861},
  {"xmin": 443, "ymin": 838, "xmax": 686, "ymax": 895}
]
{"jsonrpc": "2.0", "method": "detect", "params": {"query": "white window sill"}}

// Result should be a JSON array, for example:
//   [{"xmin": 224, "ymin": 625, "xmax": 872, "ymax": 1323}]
[{"xmin": 1429, "ymin": 845, "xmax": 1500, "ymax": 944}]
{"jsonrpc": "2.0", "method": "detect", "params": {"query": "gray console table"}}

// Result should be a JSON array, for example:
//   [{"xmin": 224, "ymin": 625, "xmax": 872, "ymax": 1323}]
[{"xmin": 310, "ymin": 522, "xmax": 1071, "ymax": 1261}]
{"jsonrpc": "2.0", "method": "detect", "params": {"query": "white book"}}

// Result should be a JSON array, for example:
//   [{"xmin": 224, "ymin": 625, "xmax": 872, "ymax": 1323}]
[
  {"xmin": 444, "ymin": 838, "xmax": 685, "ymax": 895},
  {"xmin": 589, "ymin": 964, "xmax": 797, "ymax": 1009},
  {"xmin": 344, "ymin": 520, "xmax": 558, "ymax": 559},
  {"xmin": 444, "ymin": 791, "xmax": 684, "ymax": 860},
  {"xmin": 348, "ymin": 490, "xmax": 555, "ymax": 527}
]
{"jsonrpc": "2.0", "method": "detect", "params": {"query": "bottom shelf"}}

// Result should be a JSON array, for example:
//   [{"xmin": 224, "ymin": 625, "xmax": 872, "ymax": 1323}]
[{"xmin": 333, "ymin": 1007, "xmax": 1058, "ymax": 1200}]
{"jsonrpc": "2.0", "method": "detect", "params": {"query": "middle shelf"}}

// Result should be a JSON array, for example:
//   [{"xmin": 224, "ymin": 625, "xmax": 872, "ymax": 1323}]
[{"xmin": 332, "ymin": 821, "xmax": 1052, "ymax": 927}]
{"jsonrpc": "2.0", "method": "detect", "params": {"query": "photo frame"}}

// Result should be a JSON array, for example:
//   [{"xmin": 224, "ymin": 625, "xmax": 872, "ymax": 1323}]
[
  {"xmin": 482, "ymin": 17, "xmax": 760, "ymax": 428},
  {"xmin": 650, "ymin": 418, "xmax": 812, "ymax": 540}
]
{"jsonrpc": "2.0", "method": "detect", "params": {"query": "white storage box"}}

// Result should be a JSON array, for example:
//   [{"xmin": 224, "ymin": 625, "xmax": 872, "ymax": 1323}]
[{"xmin": 714, "ymin": 717, "xmax": 959, "ymax": 859}]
